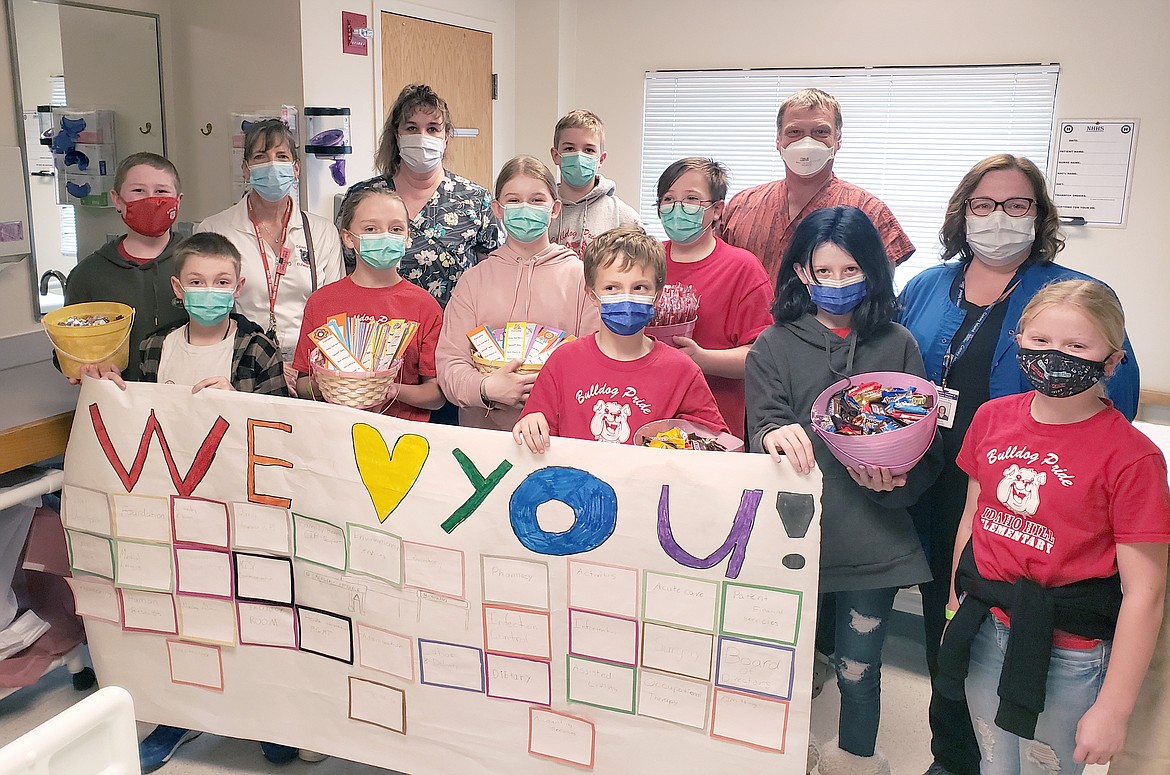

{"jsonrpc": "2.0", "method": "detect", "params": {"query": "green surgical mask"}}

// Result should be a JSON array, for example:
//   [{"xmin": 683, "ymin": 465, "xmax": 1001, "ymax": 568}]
[
  {"xmin": 659, "ymin": 201, "xmax": 710, "ymax": 244},
  {"xmin": 559, "ymin": 152, "xmax": 599, "ymax": 188},
  {"xmin": 356, "ymin": 232, "xmax": 407, "ymax": 270},
  {"xmin": 502, "ymin": 203, "xmax": 551, "ymax": 243},
  {"xmin": 183, "ymin": 288, "xmax": 234, "ymax": 326}
]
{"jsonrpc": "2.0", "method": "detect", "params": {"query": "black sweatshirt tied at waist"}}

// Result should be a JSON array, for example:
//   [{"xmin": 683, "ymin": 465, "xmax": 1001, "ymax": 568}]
[{"xmin": 936, "ymin": 541, "xmax": 1122, "ymax": 739}]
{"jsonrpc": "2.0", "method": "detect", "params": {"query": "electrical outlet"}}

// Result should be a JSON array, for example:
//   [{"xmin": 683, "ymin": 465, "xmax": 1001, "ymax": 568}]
[{"xmin": 342, "ymin": 11, "xmax": 368, "ymax": 56}]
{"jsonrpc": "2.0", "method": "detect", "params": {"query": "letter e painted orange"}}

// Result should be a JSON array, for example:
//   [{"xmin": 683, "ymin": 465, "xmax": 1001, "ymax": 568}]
[{"xmin": 248, "ymin": 418, "xmax": 293, "ymax": 508}]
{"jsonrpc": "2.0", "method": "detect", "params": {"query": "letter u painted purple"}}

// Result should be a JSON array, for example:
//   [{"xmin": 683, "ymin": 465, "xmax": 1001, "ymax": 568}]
[{"xmin": 656, "ymin": 485, "xmax": 762, "ymax": 579}]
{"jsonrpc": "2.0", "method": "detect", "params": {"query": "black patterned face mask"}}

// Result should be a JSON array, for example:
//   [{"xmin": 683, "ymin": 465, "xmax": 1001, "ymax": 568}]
[{"xmin": 1017, "ymin": 347, "xmax": 1108, "ymax": 398}]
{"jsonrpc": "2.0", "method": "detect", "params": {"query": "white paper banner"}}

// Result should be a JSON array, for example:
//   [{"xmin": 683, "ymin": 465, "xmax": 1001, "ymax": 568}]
[{"xmin": 64, "ymin": 381, "xmax": 822, "ymax": 773}]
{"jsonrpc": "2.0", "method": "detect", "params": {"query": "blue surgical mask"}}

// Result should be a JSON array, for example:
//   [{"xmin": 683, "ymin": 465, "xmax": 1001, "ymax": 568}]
[
  {"xmin": 356, "ymin": 232, "xmax": 407, "ymax": 270},
  {"xmin": 659, "ymin": 201, "xmax": 710, "ymax": 244},
  {"xmin": 597, "ymin": 293, "xmax": 657, "ymax": 336},
  {"xmin": 184, "ymin": 288, "xmax": 235, "ymax": 327},
  {"xmin": 807, "ymin": 275, "xmax": 867, "ymax": 315},
  {"xmin": 559, "ymin": 152, "xmax": 599, "ymax": 188},
  {"xmin": 502, "ymin": 203, "xmax": 552, "ymax": 243},
  {"xmin": 248, "ymin": 161, "xmax": 297, "ymax": 201}
]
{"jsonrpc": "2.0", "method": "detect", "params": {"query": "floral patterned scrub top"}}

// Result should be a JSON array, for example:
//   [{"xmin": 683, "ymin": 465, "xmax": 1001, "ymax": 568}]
[{"xmin": 341, "ymin": 170, "xmax": 500, "ymax": 307}]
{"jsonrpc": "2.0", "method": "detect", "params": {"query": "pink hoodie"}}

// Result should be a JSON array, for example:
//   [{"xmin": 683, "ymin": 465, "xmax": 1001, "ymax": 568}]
[{"xmin": 437, "ymin": 241, "xmax": 601, "ymax": 431}]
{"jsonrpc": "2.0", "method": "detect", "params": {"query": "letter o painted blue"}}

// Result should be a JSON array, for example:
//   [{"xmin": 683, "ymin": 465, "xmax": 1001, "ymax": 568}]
[{"xmin": 509, "ymin": 467, "xmax": 617, "ymax": 555}]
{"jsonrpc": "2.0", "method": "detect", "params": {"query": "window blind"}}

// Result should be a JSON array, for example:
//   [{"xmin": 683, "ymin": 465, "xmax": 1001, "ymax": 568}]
[{"xmin": 639, "ymin": 65, "xmax": 1059, "ymax": 286}]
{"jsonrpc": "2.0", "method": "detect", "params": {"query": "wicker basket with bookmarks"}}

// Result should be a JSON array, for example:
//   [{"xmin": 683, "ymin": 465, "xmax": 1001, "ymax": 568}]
[
  {"xmin": 468, "ymin": 321, "xmax": 572, "ymax": 374},
  {"xmin": 310, "ymin": 350, "xmax": 402, "ymax": 409}
]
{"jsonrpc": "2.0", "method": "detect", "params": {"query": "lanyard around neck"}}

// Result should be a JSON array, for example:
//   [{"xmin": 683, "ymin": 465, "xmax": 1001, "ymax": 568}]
[
  {"xmin": 247, "ymin": 197, "xmax": 292, "ymax": 335},
  {"xmin": 941, "ymin": 263, "xmax": 1028, "ymax": 387}
]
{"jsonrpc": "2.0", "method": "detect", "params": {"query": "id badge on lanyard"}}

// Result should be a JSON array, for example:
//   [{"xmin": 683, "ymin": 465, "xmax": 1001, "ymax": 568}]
[
  {"xmin": 936, "ymin": 386, "xmax": 959, "ymax": 429},
  {"xmin": 935, "ymin": 265, "xmax": 1025, "ymax": 430}
]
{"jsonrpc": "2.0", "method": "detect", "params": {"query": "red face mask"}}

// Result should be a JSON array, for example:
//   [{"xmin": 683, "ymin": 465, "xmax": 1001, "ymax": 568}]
[{"xmin": 121, "ymin": 196, "xmax": 179, "ymax": 237}]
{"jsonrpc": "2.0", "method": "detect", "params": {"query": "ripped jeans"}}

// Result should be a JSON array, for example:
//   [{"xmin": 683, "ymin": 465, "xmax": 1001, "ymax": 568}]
[
  {"xmin": 828, "ymin": 587, "xmax": 898, "ymax": 756},
  {"xmin": 965, "ymin": 617, "xmax": 1110, "ymax": 775}
]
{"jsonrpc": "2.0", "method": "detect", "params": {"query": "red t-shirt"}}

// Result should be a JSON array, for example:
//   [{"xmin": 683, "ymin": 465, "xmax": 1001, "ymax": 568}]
[
  {"xmin": 957, "ymin": 392, "xmax": 1170, "ymax": 647},
  {"xmin": 520, "ymin": 333, "xmax": 728, "ymax": 444},
  {"xmin": 664, "ymin": 237, "xmax": 773, "ymax": 443},
  {"xmin": 118, "ymin": 238, "xmax": 154, "ymax": 265},
  {"xmin": 292, "ymin": 276, "xmax": 442, "ymax": 423}
]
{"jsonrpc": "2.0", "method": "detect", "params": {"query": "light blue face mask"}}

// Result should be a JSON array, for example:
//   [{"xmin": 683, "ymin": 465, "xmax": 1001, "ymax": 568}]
[
  {"xmin": 598, "ymin": 293, "xmax": 657, "ymax": 336},
  {"xmin": 184, "ymin": 288, "xmax": 235, "ymax": 326},
  {"xmin": 248, "ymin": 161, "xmax": 297, "ymax": 202},
  {"xmin": 559, "ymin": 152, "xmax": 599, "ymax": 188},
  {"xmin": 659, "ymin": 201, "xmax": 710, "ymax": 244},
  {"xmin": 356, "ymin": 232, "xmax": 407, "ymax": 270},
  {"xmin": 502, "ymin": 203, "xmax": 552, "ymax": 243}
]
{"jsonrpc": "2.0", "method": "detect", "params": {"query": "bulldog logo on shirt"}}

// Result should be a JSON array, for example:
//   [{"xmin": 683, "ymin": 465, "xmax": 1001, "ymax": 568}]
[
  {"xmin": 591, "ymin": 400, "xmax": 631, "ymax": 444},
  {"xmin": 997, "ymin": 464, "xmax": 1046, "ymax": 517}
]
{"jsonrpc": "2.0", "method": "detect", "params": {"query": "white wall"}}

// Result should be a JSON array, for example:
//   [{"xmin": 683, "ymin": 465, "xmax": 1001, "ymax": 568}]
[
  {"xmin": 533, "ymin": 0, "xmax": 1170, "ymax": 391},
  {"xmin": 168, "ymin": 0, "xmax": 303, "ymax": 222},
  {"xmin": 300, "ymin": 0, "xmax": 517, "ymax": 217}
]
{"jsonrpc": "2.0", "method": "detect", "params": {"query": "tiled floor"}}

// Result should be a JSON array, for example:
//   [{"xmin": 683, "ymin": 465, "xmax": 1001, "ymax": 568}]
[{"xmin": 0, "ymin": 611, "xmax": 1109, "ymax": 774}]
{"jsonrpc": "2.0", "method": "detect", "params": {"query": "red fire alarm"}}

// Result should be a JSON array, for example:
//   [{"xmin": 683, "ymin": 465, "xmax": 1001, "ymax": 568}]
[{"xmin": 342, "ymin": 11, "xmax": 369, "ymax": 56}]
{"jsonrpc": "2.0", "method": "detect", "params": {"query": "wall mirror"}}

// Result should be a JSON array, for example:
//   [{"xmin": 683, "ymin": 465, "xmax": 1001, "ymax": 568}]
[{"xmin": 7, "ymin": 0, "xmax": 165, "ymax": 315}]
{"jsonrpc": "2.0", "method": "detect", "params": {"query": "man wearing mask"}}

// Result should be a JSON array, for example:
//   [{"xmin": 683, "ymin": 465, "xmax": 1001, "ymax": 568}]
[{"xmin": 720, "ymin": 88, "xmax": 914, "ymax": 281}]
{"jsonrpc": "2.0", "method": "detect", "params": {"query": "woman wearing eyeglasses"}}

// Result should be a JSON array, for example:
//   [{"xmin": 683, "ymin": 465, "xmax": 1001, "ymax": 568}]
[{"xmin": 898, "ymin": 154, "xmax": 1140, "ymax": 775}]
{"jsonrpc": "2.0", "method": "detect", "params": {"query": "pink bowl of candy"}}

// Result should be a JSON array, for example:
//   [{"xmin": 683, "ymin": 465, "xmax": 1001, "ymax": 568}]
[
  {"xmin": 810, "ymin": 371, "xmax": 938, "ymax": 476},
  {"xmin": 645, "ymin": 284, "xmax": 699, "ymax": 348}
]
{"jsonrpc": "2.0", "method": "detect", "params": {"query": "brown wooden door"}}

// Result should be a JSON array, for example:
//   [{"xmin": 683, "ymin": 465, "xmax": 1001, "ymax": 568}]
[{"xmin": 381, "ymin": 12, "xmax": 493, "ymax": 189}]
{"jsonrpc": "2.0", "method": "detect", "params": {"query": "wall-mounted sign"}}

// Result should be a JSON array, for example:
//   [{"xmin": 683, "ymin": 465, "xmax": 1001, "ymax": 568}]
[{"xmin": 1052, "ymin": 119, "xmax": 1139, "ymax": 227}]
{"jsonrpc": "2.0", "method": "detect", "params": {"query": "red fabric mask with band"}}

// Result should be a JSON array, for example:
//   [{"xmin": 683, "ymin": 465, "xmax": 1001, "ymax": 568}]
[{"xmin": 121, "ymin": 196, "xmax": 179, "ymax": 238}]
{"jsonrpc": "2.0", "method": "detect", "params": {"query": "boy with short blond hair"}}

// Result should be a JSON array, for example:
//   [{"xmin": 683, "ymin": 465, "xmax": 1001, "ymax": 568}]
[
  {"xmin": 549, "ymin": 109, "xmax": 639, "ymax": 255},
  {"xmin": 513, "ymin": 225, "xmax": 726, "ymax": 452},
  {"xmin": 103, "ymin": 232, "xmax": 287, "ymax": 397}
]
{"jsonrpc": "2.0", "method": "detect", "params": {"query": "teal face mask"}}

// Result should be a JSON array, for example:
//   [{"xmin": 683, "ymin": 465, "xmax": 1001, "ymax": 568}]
[
  {"xmin": 659, "ymin": 201, "xmax": 710, "ymax": 244},
  {"xmin": 502, "ymin": 203, "xmax": 552, "ymax": 243},
  {"xmin": 248, "ymin": 161, "xmax": 297, "ymax": 202},
  {"xmin": 559, "ymin": 152, "xmax": 599, "ymax": 188},
  {"xmin": 184, "ymin": 288, "xmax": 235, "ymax": 326},
  {"xmin": 356, "ymin": 232, "xmax": 407, "ymax": 270}
]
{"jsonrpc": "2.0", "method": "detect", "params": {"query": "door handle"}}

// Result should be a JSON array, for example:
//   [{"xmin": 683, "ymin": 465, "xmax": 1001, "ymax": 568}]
[{"xmin": 31, "ymin": 170, "xmax": 56, "ymax": 177}]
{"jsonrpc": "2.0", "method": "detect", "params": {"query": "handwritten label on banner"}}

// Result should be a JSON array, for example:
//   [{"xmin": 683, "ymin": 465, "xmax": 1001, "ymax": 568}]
[{"xmin": 64, "ymin": 381, "xmax": 822, "ymax": 774}]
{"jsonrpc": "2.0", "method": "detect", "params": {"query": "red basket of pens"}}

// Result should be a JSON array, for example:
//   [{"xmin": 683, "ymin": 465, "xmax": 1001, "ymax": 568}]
[
  {"xmin": 645, "ymin": 284, "xmax": 698, "ymax": 347},
  {"xmin": 308, "ymin": 315, "xmax": 415, "ymax": 409}
]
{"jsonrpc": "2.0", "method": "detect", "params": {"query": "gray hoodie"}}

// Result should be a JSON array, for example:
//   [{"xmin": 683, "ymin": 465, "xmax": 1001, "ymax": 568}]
[
  {"xmin": 746, "ymin": 315, "xmax": 941, "ymax": 593},
  {"xmin": 551, "ymin": 174, "xmax": 640, "ymax": 256}
]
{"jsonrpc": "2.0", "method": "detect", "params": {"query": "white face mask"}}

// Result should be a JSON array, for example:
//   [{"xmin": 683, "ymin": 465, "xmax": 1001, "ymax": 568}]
[
  {"xmin": 780, "ymin": 136, "xmax": 835, "ymax": 177},
  {"xmin": 965, "ymin": 212, "xmax": 1036, "ymax": 265},
  {"xmin": 398, "ymin": 134, "xmax": 446, "ymax": 174}
]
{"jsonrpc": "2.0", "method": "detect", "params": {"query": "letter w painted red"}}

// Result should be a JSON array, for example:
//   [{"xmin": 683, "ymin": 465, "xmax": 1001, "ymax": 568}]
[{"xmin": 88, "ymin": 403, "xmax": 230, "ymax": 495}]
